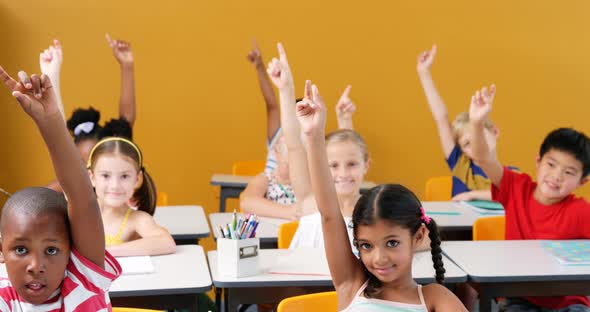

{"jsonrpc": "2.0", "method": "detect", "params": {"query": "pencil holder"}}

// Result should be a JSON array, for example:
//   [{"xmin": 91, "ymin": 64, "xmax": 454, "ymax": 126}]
[{"xmin": 217, "ymin": 237, "xmax": 260, "ymax": 278}]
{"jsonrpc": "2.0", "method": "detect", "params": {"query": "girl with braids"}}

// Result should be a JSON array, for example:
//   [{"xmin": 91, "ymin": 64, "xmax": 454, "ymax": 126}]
[
  {"xmin": 87, "ymin": 137, "xmax": 175, "ymax": 257},
  {"xmin": 295, "ymin": 79, "xmax": 466, "ymax": 311}
]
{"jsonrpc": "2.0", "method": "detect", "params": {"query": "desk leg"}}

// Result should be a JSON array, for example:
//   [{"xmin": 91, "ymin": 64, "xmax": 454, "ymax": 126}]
[
  {"xmin": 215, "ymin": 287, "xmax": 222, "ymax": 312},
  {"xmin": 219, "ymin": 187, "xmax": 246, "ymax": 213},
  {"xmin": 478, "ymin": 293, "xmax": 493, "ymax": 312},
  {"xmin": 219, "ymin": 190, "xmax": 227, "ymax": 213}
]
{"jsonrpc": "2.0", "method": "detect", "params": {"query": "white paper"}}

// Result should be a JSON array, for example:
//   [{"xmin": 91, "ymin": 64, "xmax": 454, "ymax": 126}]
[{"xmin": 116, "ymin": 256, "xmax": 155, "ymax": 275}]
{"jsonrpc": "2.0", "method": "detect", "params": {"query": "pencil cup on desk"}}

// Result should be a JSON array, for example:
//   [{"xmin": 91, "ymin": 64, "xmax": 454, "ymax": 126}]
[{"xmin": 217, "ymin": 237, "xmax": 260, "ymax": 277}]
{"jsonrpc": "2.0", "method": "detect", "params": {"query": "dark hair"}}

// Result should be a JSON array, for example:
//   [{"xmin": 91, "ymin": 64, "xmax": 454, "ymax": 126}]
[
  {"xmin": 88, "ymin": 138, "xmax": 157, "ymax": 215},
  {"xmin": 352, "ymin": 184, "xmax": 445, "ymax": 297},
  {"xmin": 67, "ymin": 107, "xmax": 103, "ymax": 144},
  {"xmin": 100, "ymin": 118, "xmax": 133, "ymax": 140},
  {"xmin": 1, "ymin": 187, "xmax": 70, "ymax": 239},
  {"xmin": 539, "ymin": 128, "xmax": 590, "ymax": 177}
]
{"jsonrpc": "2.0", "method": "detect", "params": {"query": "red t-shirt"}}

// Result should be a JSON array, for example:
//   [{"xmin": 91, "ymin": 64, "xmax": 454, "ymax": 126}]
[{"xmin": 492, "ymin": 167, "xmax": 590, "ymax": 309}]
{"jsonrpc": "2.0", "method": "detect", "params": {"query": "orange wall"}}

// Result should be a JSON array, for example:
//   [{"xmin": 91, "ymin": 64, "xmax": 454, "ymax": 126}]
[{"xmin": 2, "ymin": 1, "xmax": 590, "ymax": 242}]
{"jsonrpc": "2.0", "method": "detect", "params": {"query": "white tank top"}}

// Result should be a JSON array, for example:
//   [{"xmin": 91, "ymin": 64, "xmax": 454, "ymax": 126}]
[{"xmin": 341, "ymin": 281, "xmax": 428, "ymax": 312}]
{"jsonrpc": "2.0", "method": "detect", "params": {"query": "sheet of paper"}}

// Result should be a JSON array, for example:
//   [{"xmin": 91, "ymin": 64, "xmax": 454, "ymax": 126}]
[{"xmin": 116, "ymin": 256, "xmax": 155, "ymax": 275}]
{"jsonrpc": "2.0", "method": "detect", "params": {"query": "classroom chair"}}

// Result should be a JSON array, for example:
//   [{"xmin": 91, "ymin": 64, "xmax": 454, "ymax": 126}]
[
  {"xmin": 232, "ymin": 160, "xmax": 266, "ymax": 176},
  {"xmin": 425, "ymin": 176, "xmax": 453, "ymax": 201},
  {"xmin": 277, "ymin": 291, "xmax": 338, "ymax": 312},
  {"xmin": 473, "ymin": 215, "xmax": 505, "ymax": 240},
  {"xmin": 278, "ymin": 221, "xmax": 299, "ymax": 249},
  {"xmin": 156, "ymin": 191, "xmax": 168, "ymax": 206},
  {"xmin": 112, "ymin": 308, "xmax": 162, "ymax": 312}
]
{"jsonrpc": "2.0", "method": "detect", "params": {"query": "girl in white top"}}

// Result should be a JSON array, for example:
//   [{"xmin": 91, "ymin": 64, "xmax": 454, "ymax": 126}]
[{"xmin": 294, "ymin": 77, "xmax": 467, "ymax": 311}]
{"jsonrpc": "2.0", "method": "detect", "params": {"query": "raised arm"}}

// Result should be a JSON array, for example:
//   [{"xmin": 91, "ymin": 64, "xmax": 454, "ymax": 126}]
[
  {"xmin": 106, "ymin": 34, "xmax": 136, "ymax": 127},
  {"xmin": 0, "ymin": 67, "xmax": 105, "ymax": 267},
  {"xmin": 247, "ymin": 39, "xmax": 280, "ymax": 141},
  {"xmin": 267, "ymin": 43, "xmax": 313, "ymax": 202},
  {"xmin": 335, "ymin": 85, "xmax": 356, "ymax": 130},
  {"xmin": 469, "ymin": 85, "xmax": 503, "ymax": 187},
  {"xmin": 39, "ymin": 40, "xmax": 65, "ymax": 120},
  {"xmin": 417, "ymin": 45, "xmax": 455, "ymax": 158},
  {"xmin": 297, "ymin": 80, "xmax": 364, "ymax": 301}
]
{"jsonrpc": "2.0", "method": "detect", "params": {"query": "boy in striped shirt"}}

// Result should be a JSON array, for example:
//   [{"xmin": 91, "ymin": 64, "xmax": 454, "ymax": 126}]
[{"xmin": 0, "ymin": 67, "xmax": 121, "ymax": 311}]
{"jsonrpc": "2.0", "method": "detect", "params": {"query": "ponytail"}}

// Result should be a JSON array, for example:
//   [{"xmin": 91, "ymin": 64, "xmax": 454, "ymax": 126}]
[{"xmin": 134, "ymin": 168, "xmax": 157, "ymax": 215}]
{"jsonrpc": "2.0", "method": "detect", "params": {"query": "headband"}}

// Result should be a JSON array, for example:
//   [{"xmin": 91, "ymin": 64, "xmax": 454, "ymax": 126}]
[{"xmin": 86, "ymin": 137, "xmax": 143, "ymax": 169}]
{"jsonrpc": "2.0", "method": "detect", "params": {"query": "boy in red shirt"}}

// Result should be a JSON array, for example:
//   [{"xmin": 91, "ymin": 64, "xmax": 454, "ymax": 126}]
[{"xmin": 469, "ymin": 85, "xmax": 590, "ymax": 311}]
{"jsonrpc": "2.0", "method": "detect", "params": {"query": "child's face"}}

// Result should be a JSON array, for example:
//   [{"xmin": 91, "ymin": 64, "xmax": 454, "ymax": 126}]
[
  {"xmin": 535, "ymin": 149, "xmax": 587, "ymax": 204},
  {"xmin": 0, "ymin": 212, "xmax": 70, "ymax": 305},
  {"xmin": 458, "ymin": 127, "xmax": 498, "ymax": 160},
  {"xmin": 77, "ymin": 138, "xmax": 98, "ymax": 164},
  {"xmin": 356, "ymin": 220, "xmax": 425, "ymax": 284},
  {"xmin": 89, "ymin": 154, "xmax": 142, "ymax": 209},
  {"xmin": 327, "ymin": 141, "xmax": 368, "ymax": 196}
]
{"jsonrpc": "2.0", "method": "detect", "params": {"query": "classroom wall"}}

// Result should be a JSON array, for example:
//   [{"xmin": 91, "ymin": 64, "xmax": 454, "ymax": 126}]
[{"xmin": 2, "ymin": 1, "xmax": 590, "ymax": 242}]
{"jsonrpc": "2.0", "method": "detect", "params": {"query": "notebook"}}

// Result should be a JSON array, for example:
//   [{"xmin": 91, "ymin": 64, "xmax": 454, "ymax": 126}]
[
  {"xmin": 462, "ymin": 200, "xmax": 505, "ymax": 215},
  {"xmin": 116, "ymin": 256, "xmax": 155, "ymax": 275},
  {"xmin": 542, "ymin": 241, "xmax": 590, "ymax": 266}
]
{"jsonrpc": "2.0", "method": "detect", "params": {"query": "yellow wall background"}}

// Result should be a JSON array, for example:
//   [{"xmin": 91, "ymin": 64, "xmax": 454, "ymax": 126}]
[{"xmin": 1, "ymin": 1, "xmax": 590, "ymax": 253}]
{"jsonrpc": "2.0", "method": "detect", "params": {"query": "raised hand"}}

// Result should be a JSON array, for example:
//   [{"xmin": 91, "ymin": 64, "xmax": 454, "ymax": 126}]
[
  {"xmin": 335, "ymin": 85, "xmax": 356, "ymax": 129},
  {"xmin": 296, "ymin": 80, "xmax": 326, "ymax": 136},
  {"xmin": 39, "ymin": 39, "xmax": 63, "ymax": 77},
  {"xmin": 0, "ymin": 67, "xmax": 59, "ymax": 122},
  {"xmin": 266, "ymin": 43, "xmax": 293, "ymax": 90},
  {"xmin": 106, "ymin": 33, "xmax": 134, "ymax": 65},
  {"xmin": 247, "ymin": 39, "xmax": 264, "ymax": 68},
  {"xmin": 417, "ymin": 44, "xmax": 437, "ymax": 73},
  {"xmin": 469, "ymin": 84, "xmax": 496, "ymax": 124}
]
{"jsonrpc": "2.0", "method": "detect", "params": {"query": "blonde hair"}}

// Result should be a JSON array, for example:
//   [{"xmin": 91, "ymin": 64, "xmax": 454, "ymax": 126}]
[
  {"xmin": 452, "ymin": 112, "xmax": 495, "ymax": 142},
  {"xmin": 325, "ymin": 129, "xmax": 369, "ymax": 163}
]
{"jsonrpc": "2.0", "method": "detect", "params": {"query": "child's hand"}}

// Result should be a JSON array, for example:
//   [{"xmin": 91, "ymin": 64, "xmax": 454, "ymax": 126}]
[
  {"xmin": 247, "ymin": 39, "xmax": 264, "ymax": 68},
  {"xmin": 0, "ymin": 67, "xmax": 60, "ymax": 122},
  {"xmin": 39, "ymin": 40, "xmax": 63, "ymax": 77},
  {"xmin": 469, "ymin": 84, "xmax": 496, "ymax": 124},
  {"xmin": 296, "ymin": 80, "xmax": 326, "ymax": 136},
  {"xmin": 416, "ymin": 44, "xmax": 437, "ymax": 74},
  {"xmin": 106, "ymin": 33, "xmax": 134, "ymax": 65},
  {"xmin": 266, "ymin": 43, "xmax": 293, "ymax": 90},
  {"xmin": 335, "ymin": 85, "xmax": 356, "ymax": 121}
]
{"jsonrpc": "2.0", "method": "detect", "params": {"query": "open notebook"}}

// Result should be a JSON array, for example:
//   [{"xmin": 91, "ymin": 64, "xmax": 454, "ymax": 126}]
[
  {"xmin": 542, "ymin": 241, "xmax": 590, "ymax": 266},
  {"xmin": 461, "ymin": 200, "xmax": 505, "ymax": 215},
  {"xmin": 116, "ymin": 256, "xmax": 155, "ymax": 275},
  {"xmin": 268, "ymin": 248, "xmax": 331, "ymax": 276}
]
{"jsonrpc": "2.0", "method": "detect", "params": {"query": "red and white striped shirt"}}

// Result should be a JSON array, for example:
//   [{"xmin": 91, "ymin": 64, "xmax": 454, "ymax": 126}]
[{"xmin": 0, "ymin": 249, "xmax": 121, "ymax": 311}]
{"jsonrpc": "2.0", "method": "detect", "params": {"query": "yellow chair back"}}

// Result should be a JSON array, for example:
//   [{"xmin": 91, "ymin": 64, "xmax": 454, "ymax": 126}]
[
  {"xmin": 156, "ymin": 191, "xmax": 168, "ymax": 206},
  {"xmin": 473, "ymin": 215, "xmax": 505, "ymax": 240},
  {"xmin": 278, "ymin": 221, "xmax": 299, "ymax": 249},
  {"xmin": 425, "ymin": 176, "xmax": 453, "ymax": 201},
  {"xmin": 277, "ymin": 291, "xmax": 338, "ymax": 312}
]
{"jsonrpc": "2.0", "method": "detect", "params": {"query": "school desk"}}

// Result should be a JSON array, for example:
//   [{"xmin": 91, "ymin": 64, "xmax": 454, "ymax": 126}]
[
  {"xmin": 208, "ymin": 247, "xmax": 467, "ymax": 312},
  {"xmin": 153, "ymin": 205, "xmax": 210, "ymax": 244},
  {"xmin": 110, "ymin": 245, "xmax": 212, "ymax": 311},
  {"xmin": 442, "ymin": 240, "xmax": 590, "ymax": 312},
  {"xmin": 209, "ymin": 212, "xmax": 289, "ymax": 249},
  {"xmin": 422, "ymin": 201, "xmax": 504, "ymax": 240},
  {"xmin": 210, "ymin": 173, "xmax": 377, "ymax": 212}
]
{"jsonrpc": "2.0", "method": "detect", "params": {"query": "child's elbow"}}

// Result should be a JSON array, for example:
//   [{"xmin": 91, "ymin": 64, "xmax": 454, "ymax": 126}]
[
  {"xmin": 162, "ymin": 235, "xmax": 176, "ymax": 255},
  {"xmin": 239, "ymin": 196, "xmax": 255, "ymax": 213}
]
